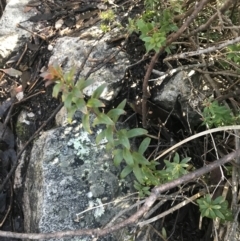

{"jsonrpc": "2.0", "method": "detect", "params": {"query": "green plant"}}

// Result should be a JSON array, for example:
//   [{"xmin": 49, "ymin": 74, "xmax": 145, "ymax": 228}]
[
  {"xmin": 197, "ymin": 194, "xmax": 233, "ymax": 221},
  {"xmin": 162, "ymin": 153, "xmax": 191, "ymax": 180},
  {"xmin": 42, "ymin": 66, "xmax": 156, "ymax": 193},
  {"xmin": 100, "ymin": 9, "xmax": 115, "ymax": 22},
  {"xmin": 99, "ymin": 10, "xmax": 116, "ymax": 33},
  {"xmin": 127, "ymin": 2, "xmax": 178, "ymax": 53},
  {"xmin": 42, "ymin": 65, "xmax": 193, "ymax": 197},
  {"xmin": 227, "ymin": 44, "xmax": 240, "ymax": 66},
  {"xmin": 202, "ymin": 99, "xmax": 237, "ymax": 128}
]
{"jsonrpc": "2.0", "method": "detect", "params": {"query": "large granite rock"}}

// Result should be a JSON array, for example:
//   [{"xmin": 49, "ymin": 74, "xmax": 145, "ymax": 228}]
[
  {"xmin": 152, "ymin": 71, "xmax": 204, "ymax": 127},
  {"xmin": 48, "ymin": 34, "xmax": 129, "ymax": 101},
  {"xmin": 0, "ymin": 0, "xmax": 34, "ymax": 67},
  {"xmin": 23, "ymin": 109, "xmax": 134, "ymax": 241}
]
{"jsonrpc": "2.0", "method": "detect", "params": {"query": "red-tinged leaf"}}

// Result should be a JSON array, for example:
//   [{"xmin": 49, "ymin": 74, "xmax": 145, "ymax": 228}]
[{"xmin": 0, "ymin": 68, "xmax": 22, "ymax": 77}]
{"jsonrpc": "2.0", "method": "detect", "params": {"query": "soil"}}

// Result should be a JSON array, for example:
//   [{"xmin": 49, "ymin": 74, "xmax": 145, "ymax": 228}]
[{"xmin": 0, "ymin": 0, "xmax": 239, "ymax": 241}]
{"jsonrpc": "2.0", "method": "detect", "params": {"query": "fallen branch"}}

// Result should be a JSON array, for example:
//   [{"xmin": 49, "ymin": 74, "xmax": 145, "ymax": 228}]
[
  {"xmin": 0, "ymin": 148, "xmax": 239, "ymax": 240},
  {"xmin": 164, "ymin": 36, "xmax": 240, "ymax": 62}
]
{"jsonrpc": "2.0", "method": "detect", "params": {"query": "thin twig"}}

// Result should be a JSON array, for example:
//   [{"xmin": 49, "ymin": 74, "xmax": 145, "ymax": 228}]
[
  {"xmin": 138, "ymin": 190, "xmax": 206, "ymax": 227},
  {"xmin": 164, "ymin": 36, "xmax": 240, "ymax": 62},
  {"xmin": 155, "ymin": 125, "xmax": 240, "ymax": 160}
]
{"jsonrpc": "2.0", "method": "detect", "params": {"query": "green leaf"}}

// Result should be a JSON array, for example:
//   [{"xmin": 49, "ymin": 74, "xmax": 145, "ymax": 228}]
[
  {"xmin": 123, "ymin": 148, "xmax": 134, "ymax": 167},
  {"xmin": 214, "ymin": 210, "xmax": 225, "ymax": 219},
  {"xmin": 67, "ymin": 105, "xmax": 77, "ymax": 122},
  {"xmin": 64, "ymin": 93, "xmax": 73, "ymax": 109},
  {"xmin": 117, "ymin": 99, "xmax": 127, "ymax": 110},
  {"xmin": 75, "ymin": 98, "xmax": 88, "ymax": 114},
  {"xmin": 133, "ymin": 164, "xmax": 144, "ymax": 183},
  {"xmin": 209, "ymin": 209, "xmax": 216, "ymax": 219},
  {"xmin": 105, "ymin": 125, "xmax": 114, "ymax": 144},
  {"xmin": 77, "ymin": 78, "xmax": 95, "ymax": 90},
  {"xmin": 82, "ymin": 113, "xmax": 92, "ymax": 133},
  {"xmin": 206, "ymin": 194, "xmax": 212, "ymax": 204},
  {"xmin": 127, "ymin": 128, "xmax": 148, "ymax": 138},
  {"xmin": 138, "ymin": 137, "xmax": 151, "ymax": 155},
  {"xmin": 53, "ymin": 83, "xmax": 62, "ymax": 98},
  {"xmin": 64, "ymin": 67, "xmax": 76, "ymax": 85},
  {"xmin": 132, "ymin": 152, "xmax": 150, "ymax": 165},
  {"xmin": 72, "ymin": 86, "xmax": 84, "ymax": 98},
  {"xmin": 173, "ymin": 153, "xmax": 180, "ymax": 163},
  {"xmin": 162, "ymin": 228, "xmax": 167, "ymax": 239},
  {"xmin": 120, "ymin": 165, "xmax": 133, "ymax": 179},
  {"xmin": 213, "ymin": 196, "xmax": 224, "ymax": 205},
  {"xmin": 87, "ymin": 98, "xmax": 105, "ymax": 108},
  {"xmin": 93, "ymin": 113, "xmax": 115, "ymax": 126},
  {"xmin": 96, "ymin": 130, "xmax": 106, "ymax": 144},
  {"xmin": 181, "ymin": 157, "xmax": 191, "ymax": 164},
  {"xmin": 92, "ymin": 84, "xmax": 107, "ymax": 98},
  {"xmin": 113, "ymin": 149, "xmax": 123, "ymax": 166},
  {"xmin": 107, "ymin": 109, "xmax": 126, "ymax": 123},
  {"xmin": 117, "ymin": 129, "xmax": 130, "ymax": 149}
]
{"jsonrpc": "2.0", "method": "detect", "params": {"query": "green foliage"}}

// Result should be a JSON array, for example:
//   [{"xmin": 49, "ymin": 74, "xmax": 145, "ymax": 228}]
[
  {"xmin": 100, "ymin": 10, "xmax": 116, "ymax": 32},
  {"xmin": 197, "ymin": 194, "xmax": 233, "ymax": 221},
  {"xmin": 134, "ymin": 152, "xmax": 191, "ymax": 197},
  {"xmin": 45, "ymin": 65, "xmax": 194, "ymax": 198},
  {"xmin": 163, "ymin": 153, "xmax": 191, "ymax": 180},
  {"xmin": 127, "ymin": 1, "xmax": 178, "ymax": 53},
  {"xmin": 100, "ymin": 9, "xmax": 115, "ymax": 21},
  {"xmin": 227, "ymin": 44, "xmax": 240, "ymax": 66},
  {"xmin": 202, "ymin": 99, "xmax": 237, "ymax": 128},
  {"xmin": 100, "ymin": 24, "xmax": 111, "ymax": 33}
]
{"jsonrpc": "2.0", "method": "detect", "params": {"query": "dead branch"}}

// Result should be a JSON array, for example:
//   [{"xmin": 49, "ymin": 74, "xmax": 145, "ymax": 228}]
[
  {"xmin": 187, "ymin": 0, "xmax": 236, "ymax": 37},
  {"xmin": 163, "ymin": 36, "xmax": 240, "ymax": 62}
]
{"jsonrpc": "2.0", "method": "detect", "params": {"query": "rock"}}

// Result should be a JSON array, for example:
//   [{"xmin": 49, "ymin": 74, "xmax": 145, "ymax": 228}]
[
  {"xmin": 152, "ymin": 71, "xmax": 203, "ymax": 127},
  {"xmin": 48, "ymin": 34, "xmax": 129, "ymax": 101},
  {"xmin": 23, "ymin": 109, "xmax": 134, "ymax": 241},
  {"xmin": 15, "ymin": 110, "xmax": 36, "ymax": 144},
  {"xmin": 0, "ymin": 0, "xmax": 34, "ymax": 67}
]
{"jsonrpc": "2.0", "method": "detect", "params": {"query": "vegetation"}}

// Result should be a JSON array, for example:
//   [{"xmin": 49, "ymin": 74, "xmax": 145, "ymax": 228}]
[{"xmin": 42, "ymin": 0, "xmax": 240, "ymax": 239}]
